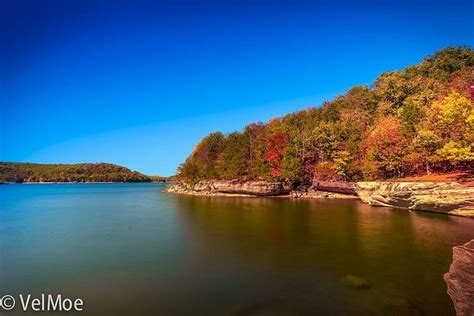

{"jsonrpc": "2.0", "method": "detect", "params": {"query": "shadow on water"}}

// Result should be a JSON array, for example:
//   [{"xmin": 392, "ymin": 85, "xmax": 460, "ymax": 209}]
[{"xmin": 1, "ymin": 184, "xmax": 474, "ymax": 315}]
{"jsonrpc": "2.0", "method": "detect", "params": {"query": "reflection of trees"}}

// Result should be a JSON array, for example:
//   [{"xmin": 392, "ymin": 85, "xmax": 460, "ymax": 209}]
[
  {"xmin": 171, "ymin": 196, "xmax": 474, "ymax": 315},
  {"xmin": 172, "ymin": 196, "xmax": 383, "ymax": 280}
]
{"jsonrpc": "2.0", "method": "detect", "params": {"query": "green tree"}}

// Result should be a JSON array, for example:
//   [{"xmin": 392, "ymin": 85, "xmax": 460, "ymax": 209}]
[
  {"xmin": 216, "ymin": 132, "xmax": 249, "ymax": 179},
  {"xmin": 281, "ymin": 141, "xmax": 305, "ymax": 182},
  {"xmin": 414, "ymin": 46, "xmax": 474, "ymax": 82},
  {"xmin": 312, "ymin": 122, "xmax": 339, "ymax": 161},
  {"xmin": 412, "ymin": 129, "xmax": 441, "ymax": 174},
  {"xmin": 333, "ymin": 150, "xmax": 351, "ymax": 180}
]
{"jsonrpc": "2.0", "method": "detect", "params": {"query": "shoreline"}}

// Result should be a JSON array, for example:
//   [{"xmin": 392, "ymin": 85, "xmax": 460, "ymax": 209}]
[
  {"xmin": 165, "ymin": 180, "xmax": 474, "ymax": 217},
  {"xmin": 165, "ymin": 188, "xmax": 358, "ymax": 200},
  {"xmin": 1, "ymin": 181, "xmax": 157, "ymax": 184}
]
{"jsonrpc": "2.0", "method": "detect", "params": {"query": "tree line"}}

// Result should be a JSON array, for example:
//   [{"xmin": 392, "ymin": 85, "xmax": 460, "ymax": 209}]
[
  {"xmin": 0, "ymin": 162, "xmax": 151, "ymax": 183},
  {"xmin": 178, "ymin": 46, "xmax": 474, "ymax": 185}
]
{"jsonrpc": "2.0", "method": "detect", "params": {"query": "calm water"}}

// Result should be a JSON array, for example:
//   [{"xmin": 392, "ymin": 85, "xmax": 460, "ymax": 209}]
[{"xmin": 1, "ymin": 183, "xmax": 474, "ymax": 315}]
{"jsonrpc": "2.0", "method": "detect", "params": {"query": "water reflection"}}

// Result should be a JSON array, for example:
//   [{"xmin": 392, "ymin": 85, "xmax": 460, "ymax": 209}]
[
  {"xmin": 1, "ymin": 184, "xmax": 474, "ymax": 315},
  {"xmin": 171, "ymin": 195, "xmax": 474, "ymax": 315}
]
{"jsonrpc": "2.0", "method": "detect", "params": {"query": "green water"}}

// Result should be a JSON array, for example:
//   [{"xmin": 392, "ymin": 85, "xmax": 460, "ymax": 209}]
[{"xmin": 1, "ymin": 183, "xmax": 473, "ymax": 315}]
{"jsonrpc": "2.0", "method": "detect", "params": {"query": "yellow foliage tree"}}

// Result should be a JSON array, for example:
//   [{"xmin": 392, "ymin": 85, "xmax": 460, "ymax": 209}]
[{"xmin": 431, "ymin": 91, "xmax": 473, "ymax": 141}]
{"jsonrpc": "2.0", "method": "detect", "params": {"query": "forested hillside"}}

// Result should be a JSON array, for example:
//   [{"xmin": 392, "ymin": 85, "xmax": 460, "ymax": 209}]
[
  {"xmin": 0, "ymin": 162, "xmax": 151, "ymax": 183},
  {"xmin": 178, "ymin": 46, "xmax": 474, "ymax": 185}
]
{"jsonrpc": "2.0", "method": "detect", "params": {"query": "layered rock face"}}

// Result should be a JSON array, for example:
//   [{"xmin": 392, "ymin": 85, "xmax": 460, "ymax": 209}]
[
  {"xmin": 355, "ymin": 182, "xmax": 474, "ymax": 216},
  {"xmin": 166, "ymin": 180, "xmax": 288, "ymax": 196},
  {"xmin": 312, "ymin": 181, "xmax": 357, "ymax": 195},
  {"xmin": 444, "ymin": 239, "xmax": 474, "ymax": 316}
]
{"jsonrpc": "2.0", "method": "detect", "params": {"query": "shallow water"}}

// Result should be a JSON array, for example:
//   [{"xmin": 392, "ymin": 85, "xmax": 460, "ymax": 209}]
[{"xmin": 1, "ymin": 183, "xmax": 473, "ymax": 315}]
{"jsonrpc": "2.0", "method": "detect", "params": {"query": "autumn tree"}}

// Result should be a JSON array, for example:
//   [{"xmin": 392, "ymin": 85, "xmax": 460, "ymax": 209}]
[
  {"xmin": 177, "ymin": 132, "xmax": 224, "ymax": 182},
  {"xmin": 429, "ymin": 91, "xmax": 473, "ymax": 141},
  {"xmin": 263, "ymin": 131, "xmax": 288, "ymax": 178},
  {"xmin": 281, "ymin": 140, "xmax": 305, "ymax": 183},
  {"xmin": 412, "ymin": 129, "xmax": 441, "ymax": 174},
  {"xmin": 450, "ymin": 67, "xmax": 474, "ymax": 100},
  {"xmin": 361, "ymin": 117, "xmax": 408, "ymax": 179},
  {"xmin": 176, "ymin": 46, "xmax": 474, "ymax": 184},
  {"xmin": 216, "ymin": 132, "xmax": 249, "ymax": 179},
  {"xmin": 414, "ymin": 46, "xmax": 474, "ymax": 82}
]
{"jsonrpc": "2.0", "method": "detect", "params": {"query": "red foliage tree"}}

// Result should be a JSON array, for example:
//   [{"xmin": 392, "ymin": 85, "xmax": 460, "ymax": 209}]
[
  {"xmin": 263, "ymin": 132, "xmax": 288, "ymax": 177},
  {"xmin": 450, "ymin": 67, "xmax": 474, "ymax": 100}
]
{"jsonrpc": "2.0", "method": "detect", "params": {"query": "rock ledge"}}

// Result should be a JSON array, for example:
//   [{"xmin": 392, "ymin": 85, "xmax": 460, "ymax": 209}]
[
  {"xmin": 165, "ymin": 180, "xmax": 288, "ymax": 196},
  {"xmin": 355, "ymin": 181, "xmax": 474, "ymax": 216},
  {"xmin": 444, "ymin": 239, "xmax": 474, "ymax": 316}
]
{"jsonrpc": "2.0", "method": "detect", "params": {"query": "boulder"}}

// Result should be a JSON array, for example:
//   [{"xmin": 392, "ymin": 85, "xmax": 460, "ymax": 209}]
[
  {"xmin": 444, "ymin": 239, "xmax": 474, "ymax": 316},
  {"xmin": 342, "ymin": 274, "xmax": 372, "ymax": 290}
]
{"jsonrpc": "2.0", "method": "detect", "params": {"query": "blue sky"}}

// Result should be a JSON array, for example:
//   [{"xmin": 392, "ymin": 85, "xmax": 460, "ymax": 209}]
[{"xmin": 1, "ymin": 0, "xmax": 473, "ymax": 176}]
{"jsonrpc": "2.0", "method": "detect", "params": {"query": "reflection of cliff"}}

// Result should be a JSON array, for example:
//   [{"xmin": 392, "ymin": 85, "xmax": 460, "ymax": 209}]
[
  {"xmin": 445, "ymin": 239, "xmax": 474, "ymax": 316},
  {"xmin": 172, "ymin": 195, "xmax": 474, "ymax": 315}
]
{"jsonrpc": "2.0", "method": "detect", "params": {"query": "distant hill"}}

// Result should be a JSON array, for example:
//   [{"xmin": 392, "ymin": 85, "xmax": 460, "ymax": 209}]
[
  {"xmin": 148, "ymin": 175, "xmax": 175, "ymax": 182},
  {"xmin": 0, "ymin": 162, "xmax": 151, "ymax": 183}
]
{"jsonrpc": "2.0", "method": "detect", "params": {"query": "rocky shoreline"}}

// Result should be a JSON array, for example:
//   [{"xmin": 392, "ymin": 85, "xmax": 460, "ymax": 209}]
[
  {"xmin": 356, "ymin": 182, "xmax": 474, "ymax": 217},
  {"xmin": 165, "ymin": 180, "xmax": 474, "ymax": 217},
  {"xmin": 2, "ymin": 181, "xmax": 150, "ymax": 184},
  {"xmin": 444, "ymin": 239, "xmax": 474, "ymax": 316},
  {"xmin": 165, "ymin": 180, "xmax": 288, "ymax": 196}
]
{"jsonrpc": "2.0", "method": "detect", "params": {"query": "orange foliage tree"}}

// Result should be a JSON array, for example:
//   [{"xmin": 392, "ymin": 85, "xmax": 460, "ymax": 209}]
[{"xmin": 361, "ymin": 117, "xmax": 408, "ymax": 179}]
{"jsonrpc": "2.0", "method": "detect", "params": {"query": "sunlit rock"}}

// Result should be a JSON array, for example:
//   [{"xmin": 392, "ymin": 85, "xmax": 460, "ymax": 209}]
[
  {"xmin": 355, "ymin": 182, "xmax": 474, "ymax": 217},
  {"xmin": 444, "ymin": 239, "xmax": 474, "ymax": 316}
]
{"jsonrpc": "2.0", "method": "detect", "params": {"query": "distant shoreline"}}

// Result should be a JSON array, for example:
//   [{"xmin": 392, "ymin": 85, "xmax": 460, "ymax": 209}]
[
  {"xmin": 0, "ymin": 162, "xmax": 158, "ymax": 184},
  {"xmin": 1, "ymin": 181, "xmax": 166, "ymax": 184}
]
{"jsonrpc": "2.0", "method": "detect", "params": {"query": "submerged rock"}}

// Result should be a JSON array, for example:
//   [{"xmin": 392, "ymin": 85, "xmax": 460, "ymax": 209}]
[
  {"xmin": 382, "ymin": 297, "xmax": 424, "ymax": 316},
  {"xmin": 342, "ymin": 274, "xmax": 372, "ymax": 290},
  {"xmin": 444, "ymin": 239, "xmax": 474, "ymax": 316},
  {"xmin": 355, "ymin": 181, "xmax": 474, "ymax": 217}
]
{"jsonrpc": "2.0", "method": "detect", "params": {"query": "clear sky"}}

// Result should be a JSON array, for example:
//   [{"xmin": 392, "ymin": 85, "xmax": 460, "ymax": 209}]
[{"xmin": 1, "ymin": 0, "xmax": 473, "ymax": 176}]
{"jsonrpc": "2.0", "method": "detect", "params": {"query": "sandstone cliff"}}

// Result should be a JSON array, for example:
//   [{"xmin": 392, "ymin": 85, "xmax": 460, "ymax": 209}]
[
  {"xmin": 165, "ymin": 180, "xmax": 288, "ymax": 196},
  {"xmin": 444, "ymin": 239, "xmax": 474, "ymax": 316},
  {"xmin": 355, "ymin": 182, "xmax": 474, "ymax": 217}
]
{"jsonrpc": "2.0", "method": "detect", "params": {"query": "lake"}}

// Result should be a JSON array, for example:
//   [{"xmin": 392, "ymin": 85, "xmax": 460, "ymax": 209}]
[{"xmin": 1, "ymin": 183, "xmax": 473, "ymax": 315}]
